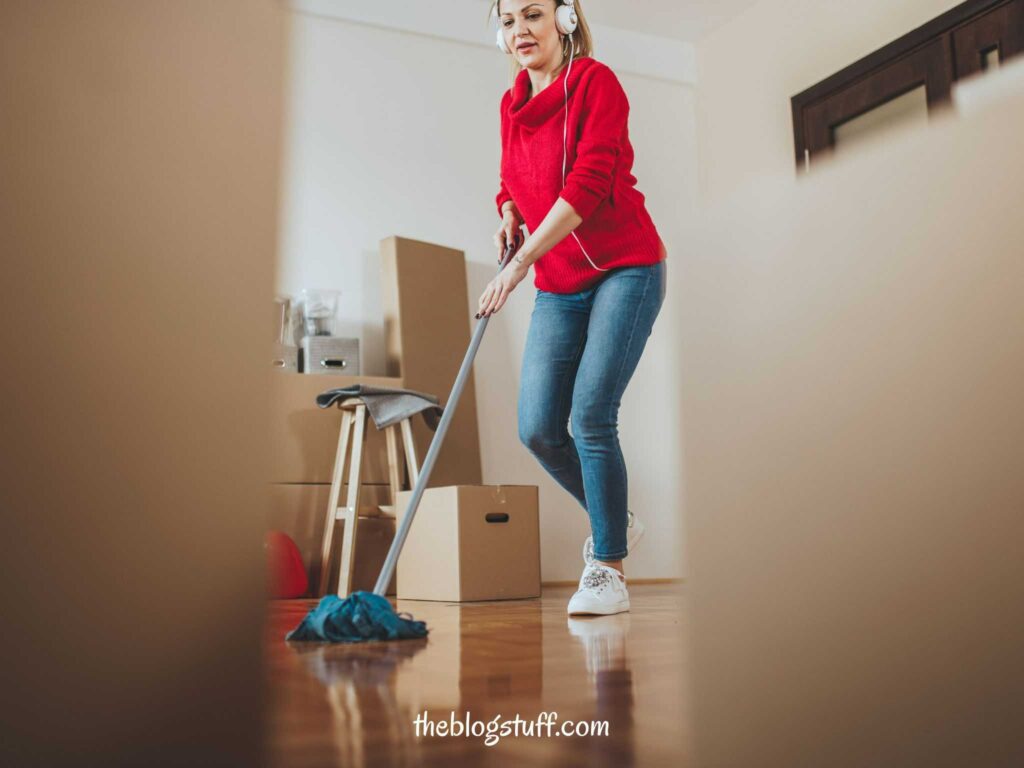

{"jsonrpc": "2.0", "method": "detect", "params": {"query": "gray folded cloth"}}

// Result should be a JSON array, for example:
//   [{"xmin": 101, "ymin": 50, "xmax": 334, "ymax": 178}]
[{"xmin": 316, "ymin": 384, "xmax": 443, "ymax": 431}]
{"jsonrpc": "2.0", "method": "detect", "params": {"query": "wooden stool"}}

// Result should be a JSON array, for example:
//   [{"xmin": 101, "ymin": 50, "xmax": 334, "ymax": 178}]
[{"xmin": 317, "ymin": 397, "xmax": 420, "ymax": 597}]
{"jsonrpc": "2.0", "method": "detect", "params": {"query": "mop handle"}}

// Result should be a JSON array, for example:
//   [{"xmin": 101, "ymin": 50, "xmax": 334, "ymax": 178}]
[{"xmin": 373, "ymin": 242, "xmax": 518, "ymax": 596}]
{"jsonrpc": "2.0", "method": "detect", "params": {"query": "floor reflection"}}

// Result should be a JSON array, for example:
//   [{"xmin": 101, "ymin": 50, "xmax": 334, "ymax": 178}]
[
  {"xmin": 291, "ymin": 638, "xmax": 428, "ymax": 768},
  {"xmin": 267, "ymin": 586, "xmax": 685, "ymax": 767},
  {"xmin": 554, "ymin": 613, "xmax": 636, "ymax": 767}
]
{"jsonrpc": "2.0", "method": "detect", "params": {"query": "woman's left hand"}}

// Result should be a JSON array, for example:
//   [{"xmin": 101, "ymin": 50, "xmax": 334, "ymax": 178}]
[{"xmin": 476, "ymin": 260, "xmax": 529, "ymax": 318}]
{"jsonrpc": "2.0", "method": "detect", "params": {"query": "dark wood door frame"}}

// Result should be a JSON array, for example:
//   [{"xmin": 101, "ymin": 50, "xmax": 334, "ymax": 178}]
[{"xmin": 791, "ymin": 0, "xmax": 1024, "ymax": 168}]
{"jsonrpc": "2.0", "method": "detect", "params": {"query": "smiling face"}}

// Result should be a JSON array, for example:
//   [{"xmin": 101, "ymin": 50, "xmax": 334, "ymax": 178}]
[{"xmin": 498, "ymin": 0, "xmax": 564, "ymax": 71}]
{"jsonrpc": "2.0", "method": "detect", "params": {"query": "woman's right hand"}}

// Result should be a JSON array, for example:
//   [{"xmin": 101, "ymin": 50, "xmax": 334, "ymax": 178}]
[{"xmin": 493, "ymin": 208, "xmax": 524, "ymax": 264}]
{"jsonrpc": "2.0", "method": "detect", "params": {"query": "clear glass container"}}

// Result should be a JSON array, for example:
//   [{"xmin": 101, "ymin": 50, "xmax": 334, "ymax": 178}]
[{"xmin": 299, "ymin": 289, "xmax": 340, "ymax": 337}]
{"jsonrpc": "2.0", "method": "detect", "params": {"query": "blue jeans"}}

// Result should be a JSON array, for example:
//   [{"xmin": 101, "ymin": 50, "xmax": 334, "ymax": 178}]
[{"xmin": 517, "ymin": 259, "xmax": 667, "ymax": 561}]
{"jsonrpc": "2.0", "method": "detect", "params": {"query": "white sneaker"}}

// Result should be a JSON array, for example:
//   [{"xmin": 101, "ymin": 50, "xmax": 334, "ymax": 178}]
[
  {"xmin": 583, "ymin": 509, "xmax": 646, "ymax": 565},
  {"xmin": 567, "ymin": 563, "xmax": 630, "ymax": 616}
]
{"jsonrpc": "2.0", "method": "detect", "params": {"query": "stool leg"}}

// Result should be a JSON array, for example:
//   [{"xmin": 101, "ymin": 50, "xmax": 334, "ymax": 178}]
[
  {"xmin": 318, "ymin": 408, "xmax": 352, "ymax": 596},
  {"xmin": 400, "ymin": 417, "xmax": 420, "ymax": 487},
  {"xmin": 379, "ymin": 424, "xmax": 402, "ymax": 518},
  {"xmin": 337, "ymin": 404, "xmax": 366, "ymax": 597}
]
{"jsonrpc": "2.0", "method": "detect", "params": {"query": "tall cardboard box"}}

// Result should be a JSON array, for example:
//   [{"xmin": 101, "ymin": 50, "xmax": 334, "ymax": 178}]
[
  {"xmin": 395, "ymin": 485, "xmax": 540, "ymax": 602},
  {"xmin": 381, "ymin": 236, "xmax": 484, "ymax": 487}
]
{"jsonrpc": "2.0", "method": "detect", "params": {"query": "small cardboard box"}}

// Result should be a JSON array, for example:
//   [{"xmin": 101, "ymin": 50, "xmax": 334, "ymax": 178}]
[
  {"xmin": 395, "ymin": 485, "xmax": 540, "ymax": 602},
  {"xmin": 267, "ymin": 483, "xmax": 397, "ymax": 595}
]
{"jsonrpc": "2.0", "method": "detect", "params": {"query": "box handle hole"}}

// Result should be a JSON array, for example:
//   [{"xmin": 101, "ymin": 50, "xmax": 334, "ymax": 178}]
[{"xmin": 485, "ymin": 512, "xmax": 509, "ymax": 523}]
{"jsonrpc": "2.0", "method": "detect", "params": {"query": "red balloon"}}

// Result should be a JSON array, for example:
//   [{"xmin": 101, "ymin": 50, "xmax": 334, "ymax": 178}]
[{"xmin": 264, "ymin": 530, "xmax": 309, "ymax": 599}]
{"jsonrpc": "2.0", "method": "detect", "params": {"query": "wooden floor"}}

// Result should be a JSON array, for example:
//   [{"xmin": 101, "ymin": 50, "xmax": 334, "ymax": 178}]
[{"xmin": 266, "ymin": 584, "xmax": 689, "ymax": 767}]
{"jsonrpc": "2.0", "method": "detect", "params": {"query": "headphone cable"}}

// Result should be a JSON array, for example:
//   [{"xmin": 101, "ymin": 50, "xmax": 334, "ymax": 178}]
[{"xmin": 562, "ymin": 33, "xmax": 609, "ymax": 272}]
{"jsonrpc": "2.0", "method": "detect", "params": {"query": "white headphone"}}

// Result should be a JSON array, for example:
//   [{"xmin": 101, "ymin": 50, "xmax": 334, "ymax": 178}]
[
  {"xmin": 495, "ymin": 0, "xmax": 608, "ymax": 272},
  {"xmin": 495, "ymin": 0, "xmax": 577, "ymax": 54}
]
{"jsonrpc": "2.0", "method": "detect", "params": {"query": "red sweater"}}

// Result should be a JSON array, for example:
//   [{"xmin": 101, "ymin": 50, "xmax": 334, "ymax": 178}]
[{"xmin": 496, "ymin": 57, "xmax": 666, "ymax": 294}]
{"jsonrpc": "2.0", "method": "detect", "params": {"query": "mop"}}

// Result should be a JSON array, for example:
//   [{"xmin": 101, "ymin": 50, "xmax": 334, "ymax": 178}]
[{"xmin": 286, "ymin": 241, "xmax": 519, "ymax": 643}]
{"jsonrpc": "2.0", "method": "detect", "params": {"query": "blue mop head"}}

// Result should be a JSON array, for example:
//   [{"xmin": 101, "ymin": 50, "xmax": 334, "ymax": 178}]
[{"xmin": 285, "ymin": 591, "xmax": 428, "ymax": 643}]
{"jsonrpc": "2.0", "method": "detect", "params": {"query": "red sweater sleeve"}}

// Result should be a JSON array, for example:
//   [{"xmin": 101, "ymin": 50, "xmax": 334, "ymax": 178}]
[
  {"xmin": 558, "ymin": 67, "xmax": 628, "ymax": 221},
  {"xmin": 495, "ymin": 89, "xmax": 514, "ymax": 218},
  {"xmin": 496, "ymin": 177, "xmax": 513, "ymax": 218}
]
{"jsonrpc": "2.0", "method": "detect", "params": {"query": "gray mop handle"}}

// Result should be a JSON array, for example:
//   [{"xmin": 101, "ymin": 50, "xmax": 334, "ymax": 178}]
[{"xmin": 373, "ymin": 243, "xmax": 517, "ymax": 596}]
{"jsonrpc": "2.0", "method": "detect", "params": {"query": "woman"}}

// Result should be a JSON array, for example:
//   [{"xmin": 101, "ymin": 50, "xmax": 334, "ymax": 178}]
[{"xmin": 479, "ymin": 0, "xmax": 667, "ymax": 616}]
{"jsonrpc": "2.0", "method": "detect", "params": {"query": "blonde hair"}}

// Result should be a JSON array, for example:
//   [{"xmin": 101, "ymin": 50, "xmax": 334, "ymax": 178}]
[{"xmin": 489, "ymin": 0, "xmax": 594, "ymax": 86}]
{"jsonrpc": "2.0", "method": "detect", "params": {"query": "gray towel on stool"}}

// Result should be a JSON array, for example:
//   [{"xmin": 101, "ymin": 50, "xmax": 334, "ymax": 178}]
[{"xmin": 316, "ymin": 384, "xmax": 443, "ymax": 431}]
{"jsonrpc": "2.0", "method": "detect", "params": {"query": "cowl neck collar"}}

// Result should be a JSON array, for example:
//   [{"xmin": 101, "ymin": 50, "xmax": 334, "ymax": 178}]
[{"xmin": 508, "ymin": 56, "xmax": 598, "ymax": 129}]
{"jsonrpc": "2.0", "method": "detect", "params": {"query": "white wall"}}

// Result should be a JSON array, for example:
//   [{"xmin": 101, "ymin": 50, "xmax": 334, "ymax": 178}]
[
  {"xmin": 695, "ymin": 0, "xmax": 964, "ymax": 206},
  {"xmin": 278, "ymin": 5, "xmax": 698, "ymax": 581}
]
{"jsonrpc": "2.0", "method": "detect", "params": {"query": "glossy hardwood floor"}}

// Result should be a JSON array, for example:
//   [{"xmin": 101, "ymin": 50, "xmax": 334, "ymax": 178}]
[{"xmin": 266, "ymin": 584, "xmax": 689, "ymax": 767}]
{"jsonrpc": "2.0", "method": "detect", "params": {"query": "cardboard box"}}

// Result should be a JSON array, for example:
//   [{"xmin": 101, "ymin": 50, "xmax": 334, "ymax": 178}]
[
  {"xmin": 267, "ymin": 482, "xmax": 396, "ymax": 595},
  {"xmin": 381, "ymin": 237, "xmax": 483, "ymax": 488},
  {"xmin": 267, "ymin": 373, "xmax": 404, "ymax": 484},
  {"xmin": 329, "ymin": 514, "xmax": 397, "ymax": 597},
  {"xmin": 395, "ymin": 485, "xmax": 540, "ymax": 602},
  {"xmin": 267, "ymin": 237, "xmax": 486, "ymax": 486}
]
